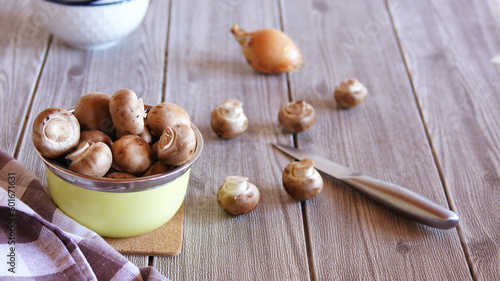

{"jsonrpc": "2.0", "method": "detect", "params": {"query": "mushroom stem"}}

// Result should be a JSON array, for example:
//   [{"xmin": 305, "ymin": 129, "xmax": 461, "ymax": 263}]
[
  {"xmin": 159, "ymin": 127, "xmax": 175, "ymax": 150},
  {"xmin": 345, "ymin": 78, "xmax": 365, "ymax": 93},
  {"xmin": 224, "ymin": 176, "xmax": 249, "ymax": 192},
  {"xmin": 65, "ymin": 142, "xmax": 91, "ymax": 162},
  {"xmin": 285, "ymin": 101, "xmax": 308, "ymax": 115},
  {"xmin": 44, "ymin": 116, "xmax": 73, "ymax": 143},
  {"xmin": 292, "ymin": 159, "xmax": 315, "ymax": 178},
  {"xmin": 219, "ymin": 100, "xmax": 243, "ymax": 119}
]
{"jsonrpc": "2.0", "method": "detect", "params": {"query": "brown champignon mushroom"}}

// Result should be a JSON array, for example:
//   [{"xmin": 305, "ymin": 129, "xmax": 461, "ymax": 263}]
[
  {"xmin": 217, "ymin": 176, "xmax": 260, "ymax": 216},
  {"xmin": 116, "ymin": 123, "xmax": 153, "ymax": 144},
  {"xmin": 282, "ymin": 159, "xmax": 323, "ymax": 200},
  {"xmin": 32, "ymin": 107, "xmax": 80, "ymax": 158},
  {"xmin": 210, "ymin": 99, "xmax": 248, "ymax": 139},
  {"xmin": 79, "ymin": 130, "xmax": 113, "ymax": 148},
  {"xmin": 139, "ymin": 123, "xmax": 153, "ymax": 144},
  {"xmin": 66, "ymin": 142, "xmax": 113, "ymax": 177},
  {"xmin": 143, "ymin": 161, "xmax": 172, "ymax": 177},
  {"xmin": 111, "ymin": 135, "xmax": 152, "ymax": 175},
  {"xmin": 105, "ymin": 172, "xmax": 136, "ymax": 179},
  {"xmin": 278, "ymin": 100, "xmax": 316, "ymax": 133},
  {"xmin": 333, "ymin": 78, "xmax": 368, "ymax": 109},
  {"xmin": 157, "ymin": 123, "xmax": 197, "ymax": 166},
  {"xmin": 73, "ymin": 92, "xmax": 115, "ymax": 135},
  {"xmin": 146, "ymin": 102, "xmax": 191, "ymax": 136},
  {"xmin": 109, "ymin": 89, "xmax": 145, "ymax": 135},
  {"xmin": 150, "ymin": 141, "xmax": 159, "ymax": 162}
]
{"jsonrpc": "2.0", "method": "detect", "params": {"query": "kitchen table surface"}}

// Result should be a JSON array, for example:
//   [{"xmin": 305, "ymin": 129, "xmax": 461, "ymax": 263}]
[{"xmin": 1, "ymin": 0, "xmax": 500, "ymax": 280}]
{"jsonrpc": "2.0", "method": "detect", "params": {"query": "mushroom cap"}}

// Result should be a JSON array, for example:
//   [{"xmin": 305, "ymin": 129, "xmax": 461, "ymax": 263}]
[
  {"xmin": 79, "ymin": 130, "xmax": 113, "ymax": 148},
  {"xmin": 278, "ymin": 100, "xmax": 316, "ymax": 133},
  {"xmin": 32, "ymin": 107, "xmax": 80, "ymax": 158},
  {"xmin": 282, "ymin": 159, "xmax": 323, "ymax": 200},
  {"xmin": 67, "ymin": 142, "xmax": 113, "ymax": 177},
  {"xmin": 73, "ymin": 92, "xmax": 114, "ymax": 135},
  {"xmin": 109, "ymin": 89, "xmax": 145, "ymax": 135},
  {"xmin": 217, "ymin": 176, "xmax": 260, "ymax": 215},
  {"xmin": 157, "ymin": 123, "xmax": 197, "ymax": 166},
  {"xmin": 146, "ymin": 102, "xmax": 191, "ymax": 136},
  {"xmin": 150, "ymin": 141, "xmax": 159, "ymax": 162},
  {"xmin": 112, "ymin": 135, "xmax": 152, "ymax": 175},
  {"xmin": 105, "ymin": 172, "xmax": 136, "ymax": 179},
  {"xmin": 143, "ymin": 161, "xmax": 172, "ymax": 177},
  {"xmin": 333, "ymin": 78, "xmax": 368, "ymax": 108},
  {"xmin": 138, "ymin": 123, "xmax": 154, "ymax": 144},
  {"xmin": 117, "ymin": 123, "xmax": 154, "ymax": 144},
  {"xmin": 210, "ymin": 99, "xmax": 249, "ymax": 139}
]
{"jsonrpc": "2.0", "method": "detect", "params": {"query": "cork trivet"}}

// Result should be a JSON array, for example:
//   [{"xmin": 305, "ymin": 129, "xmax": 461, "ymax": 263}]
[{"xmin": 104, "ymin": 202, "xmax": 184, "ymax": 256}]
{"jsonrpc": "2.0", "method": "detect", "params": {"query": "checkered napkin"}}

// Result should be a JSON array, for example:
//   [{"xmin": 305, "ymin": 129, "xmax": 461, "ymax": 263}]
[{"xmin": 0, "ymin": 149, "xmax": 169, "ymax": 281}]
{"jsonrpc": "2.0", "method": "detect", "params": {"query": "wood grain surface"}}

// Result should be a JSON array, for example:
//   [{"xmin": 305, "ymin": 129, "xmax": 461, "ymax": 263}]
[
  {"xmin": 153, "ymin": 0, "xmax": 310, "ymax": 280},
  {"xmin": 281, "ymin": 0, "xmax": 471, "ymax": 279},
  {"xmin": 0, "ymin": 0, "xmax": 50, "ymax": 155},
  {"xmin": 2, "ymin": 0, "xmax": 500, "ymax": 280},
  {"xmin": 389, "ymin": 0, "xmax": 500, "ymax": 280}
]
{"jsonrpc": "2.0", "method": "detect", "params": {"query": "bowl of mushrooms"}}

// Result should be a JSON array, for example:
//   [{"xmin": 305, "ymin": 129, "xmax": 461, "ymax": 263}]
[{"xmin": 32, "ymin": 89, "xmax": 203, "ymax": 238}]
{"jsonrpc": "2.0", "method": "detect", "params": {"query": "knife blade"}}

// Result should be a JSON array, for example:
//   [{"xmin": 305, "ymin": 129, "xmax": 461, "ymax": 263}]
[{"xmin": 272, "ymin": 144, "xmax": 459, "ymax": 229}]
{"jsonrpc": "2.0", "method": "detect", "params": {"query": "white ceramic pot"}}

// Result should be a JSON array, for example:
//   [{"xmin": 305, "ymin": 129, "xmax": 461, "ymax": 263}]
[{"xmin": 31, "ymin": 0, "xmax": 150, "ymax": 50}]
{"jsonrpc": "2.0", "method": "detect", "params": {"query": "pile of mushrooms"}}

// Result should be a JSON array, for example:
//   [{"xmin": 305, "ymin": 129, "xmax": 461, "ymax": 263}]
[{"xmin": 32, "ymin": 89, "xmax": 197, "ymax": 179}]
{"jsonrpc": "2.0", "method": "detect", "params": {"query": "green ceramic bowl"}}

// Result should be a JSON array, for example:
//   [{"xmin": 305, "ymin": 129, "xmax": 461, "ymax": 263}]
[{"xmin": 34, "ymin": 107, "xmax": 203, "ymax": 237}]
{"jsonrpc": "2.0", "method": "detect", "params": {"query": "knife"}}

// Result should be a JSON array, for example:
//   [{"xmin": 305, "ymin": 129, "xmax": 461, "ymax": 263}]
[{"xmin": 272, "ymin": 144, "xmax": 459, "ymax": 229}]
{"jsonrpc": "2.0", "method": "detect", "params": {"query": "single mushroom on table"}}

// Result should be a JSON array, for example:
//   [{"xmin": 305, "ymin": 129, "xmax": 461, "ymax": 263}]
[
  {"xmin": 157, "ymin": 123, "xmax": 197, "ymax": 166},
  {"xmin": 65, "ymin": 141, "xmax": 113, "ymax": 178},
  {"xmin": 210, "ymin": 99, "xmax": 248, "ymax": 139},
  {"xmin": 146, "ymin": 102, "xmax": 191, "ymax": 137},
  {"xmin": 217, "ymin": 176, "xmax": 260, "ymax": 216},
  {"xmin": 278, "ymin": 100, "xmax": 316, "ymax": 133},
  {"xmin": 32, "ymin": 107, "xmax": 80, "ymax": 158},
  {"xmin": 109, "ymin": 89, "xmax": 145, "ymax": 136},
  {"xmin": 73, "ymin": 92, "xmax": 114, "ymax": 135},
  {"xmin": 112, "ymin": 135, "xmax": 152, "ymax": 175},
  {"xmin": 282, "ymin": 159, "xmax": 323, "ymax": 200},
  {"xmin": 333, "ymin": 78, "xmax": 368, "ymax": 109}
]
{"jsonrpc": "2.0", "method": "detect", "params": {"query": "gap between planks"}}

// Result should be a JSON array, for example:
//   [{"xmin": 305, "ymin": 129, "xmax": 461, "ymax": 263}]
[
  {"xmin": 13, "ymin": 35, "xmax": 53, "ymax": 160},
  {"xmin": 382, "ymin": 0, "xmax": 475, "ymax": 280},
  {"xmin": 160, "ymin": 0, "xmax": 174, "ymax": 104},
  {"xmin": 277, "ymin": 0, "xmax": 317, "ymax": 280}
]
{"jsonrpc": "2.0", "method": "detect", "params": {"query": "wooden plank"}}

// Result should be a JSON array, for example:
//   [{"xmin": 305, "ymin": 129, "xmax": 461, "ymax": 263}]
[
  {"xmin": 124, "ymin": 255, "xmax": 149, "ymax": 268},
  {"xmin": 0, "ymin": 0, "xmax": 50, "ymax": 156},
  {"xmin": 153, "ymin": 0, "xmax": 310, "ymax": 280},
  {"xmin": 388, "ymin": 0, "xmax": 500, "ymax": 280},
  {"xmin": 14, "ymin": 0, "xmax": 171, "ymax": 270},
  {"xmin": 281, "ymin": 0, "xmax": 472, "ymax": 279}
]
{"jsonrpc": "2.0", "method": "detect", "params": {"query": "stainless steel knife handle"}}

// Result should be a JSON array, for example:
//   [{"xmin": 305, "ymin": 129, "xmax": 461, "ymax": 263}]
[{"xmin": 340, "ymin": 175, "xmax": 459, "ymax": 229}]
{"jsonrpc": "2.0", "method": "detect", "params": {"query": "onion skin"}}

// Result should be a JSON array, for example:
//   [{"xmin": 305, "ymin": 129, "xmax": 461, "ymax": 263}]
[{"xmin": 231, "ymin": 24, "xmax": 303, "ymax": 74}]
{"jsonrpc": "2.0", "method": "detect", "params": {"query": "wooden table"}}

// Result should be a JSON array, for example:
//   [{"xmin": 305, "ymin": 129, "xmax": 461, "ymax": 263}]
[{"xmin": 2, "ymin": 0, "xmax": 499, "ymax": 280}]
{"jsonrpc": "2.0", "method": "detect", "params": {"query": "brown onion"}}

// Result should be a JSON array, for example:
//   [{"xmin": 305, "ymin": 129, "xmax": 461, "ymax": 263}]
[{"xmin": 231, "ymin": 24, "xmax": 303, "ymax": 74}]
